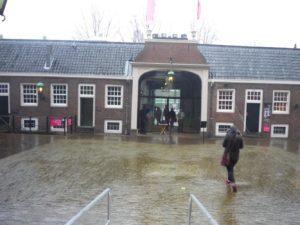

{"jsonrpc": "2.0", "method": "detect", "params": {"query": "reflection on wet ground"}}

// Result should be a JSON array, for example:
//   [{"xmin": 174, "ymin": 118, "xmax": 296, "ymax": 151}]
[{"xmin": 0, "ymin": 133, "xmax": 300, "ymax": 225}]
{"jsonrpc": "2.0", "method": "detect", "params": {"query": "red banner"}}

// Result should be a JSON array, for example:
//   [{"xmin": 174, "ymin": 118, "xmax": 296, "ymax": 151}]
[
  {"xmin": 146, "ymin": 0, "xmax": 155, "ymax": 24},
  {"xmin": 197, "ymin": 0, "xmax": 201, "ymax": 20}
]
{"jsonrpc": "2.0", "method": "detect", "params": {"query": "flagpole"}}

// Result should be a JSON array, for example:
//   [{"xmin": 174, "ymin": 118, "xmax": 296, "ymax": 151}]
[
  {"xmin": 191, "ymin": 0, "xmax": 201, "ymax": 40},
  {"xmin": 146, "ymin": 0, "xmax": 155, "ymax": 39}
]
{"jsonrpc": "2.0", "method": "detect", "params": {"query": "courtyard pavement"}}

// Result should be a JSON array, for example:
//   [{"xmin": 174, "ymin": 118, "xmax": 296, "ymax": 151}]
[{"xmin": 0, "ymin": 133, "xmax": 299, "ymax": 225}]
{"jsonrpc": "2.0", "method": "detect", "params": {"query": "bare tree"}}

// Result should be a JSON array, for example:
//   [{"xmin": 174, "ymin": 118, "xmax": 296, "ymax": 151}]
[
  {"xmin": 194, "ymin": 20, "xmax": 218, "ymax": 44},
  {"xmin": 130, "ymin": 16, "xmax": 145, "ymax": 43},
  {"xmin": 74, "ymin": 8, "xmax": 113, "ymax": 41}
]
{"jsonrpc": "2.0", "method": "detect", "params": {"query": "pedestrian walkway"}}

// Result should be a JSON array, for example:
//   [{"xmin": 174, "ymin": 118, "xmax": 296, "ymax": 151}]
[{"xmin": 0, "ymin": 133, "xmax": 299, "ymax": 224}]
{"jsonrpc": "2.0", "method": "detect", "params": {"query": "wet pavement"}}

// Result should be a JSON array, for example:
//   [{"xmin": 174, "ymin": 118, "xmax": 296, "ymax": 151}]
[{"xmin": 0, "ymin": 133, "xmax": 300, "ymax": 225}]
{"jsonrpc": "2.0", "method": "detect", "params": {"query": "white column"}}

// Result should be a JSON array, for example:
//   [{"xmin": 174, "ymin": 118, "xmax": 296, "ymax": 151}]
[
  {"xmin": 130, "ymin": 68, "xmax": 141, "ymax": 131},
  {"xmin": 201, "ymin": 70, "xmax": 209, "ymax": 124}
]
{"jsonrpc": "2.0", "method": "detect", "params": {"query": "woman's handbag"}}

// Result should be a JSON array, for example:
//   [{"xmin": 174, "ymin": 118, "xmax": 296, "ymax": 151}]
[{"xmin": 220, "ymin": 150, "xmax": 229, "ymax": 166}]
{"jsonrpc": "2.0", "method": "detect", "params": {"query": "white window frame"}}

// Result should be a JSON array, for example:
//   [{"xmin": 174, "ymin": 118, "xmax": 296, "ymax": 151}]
[
  {"xmin": 79, "ymin": 84, "xmax": 95, "ymax": 97},
  {"xmin": 217, "ymin": 89, "xmax": 235, "ymax": 113},
  {"xmin": 272, "ymin": 90, "xmax": 290, "ymax": 114},
  {"xmin": 21, "ymin": 117, "xmax": 38, "ymax": 131},
  {"xmin": 246, "ymin": 90, "xmax": 262, "ymax": 103},
  {"xmin": 271, "ymin": 124, "xmax": 289, "ymax": 138},
  {"xmin": 104, "ymin": 120, "xmax": 123, "ymax": 134},
  {"xmin": 51, "ymin": 84, "xmax": 68, "ymax": 107},
  {"xmin": 0, "ymin": 83, "xmax": 9, "ymax": 96},
  {"xmin": 105, "ymin": 85, "xmax": 123, "ymax": 109},
  {"xmin": 215, "ymin": 122, "xmax": 234, "ymax": 137},
  {"xmin": 21, "ymin": 83, "xmax": 38, "ymax": 106}
]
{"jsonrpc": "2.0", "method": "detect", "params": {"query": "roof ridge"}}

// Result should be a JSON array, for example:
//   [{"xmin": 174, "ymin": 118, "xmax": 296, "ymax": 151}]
[
  {"xmin": 199, "ymin": 43, "xmax": 300, "ymax": 51},
  {"xmin": 0, "ymin": 38, "xmax": 144, "ymax": 46}
]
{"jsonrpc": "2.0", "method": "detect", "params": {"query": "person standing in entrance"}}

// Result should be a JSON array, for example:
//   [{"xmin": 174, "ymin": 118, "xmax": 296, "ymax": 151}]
[
  {"xmin": 163, "ymin": 105, "xmax": 169, "ymax": 124},
  {"xmin": 168, "ymin": 108, "xmax": 177, "ymax": 135},
  {"xmin": 222, "ymin": 126, "xmax": 244, "ymax": 192},
  {"xmin": 138, "ymin": 105, "xmax": 149, "ymax": 134},
  {"xmin": 154, "ymin": 106, "xmax": 162, "ymax": 124}
]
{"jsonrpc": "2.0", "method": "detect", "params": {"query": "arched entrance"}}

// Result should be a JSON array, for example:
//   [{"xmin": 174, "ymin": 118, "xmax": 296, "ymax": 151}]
[{"xmin": 138, "ymin": 70, "xmax": 202, "ymax": 133}]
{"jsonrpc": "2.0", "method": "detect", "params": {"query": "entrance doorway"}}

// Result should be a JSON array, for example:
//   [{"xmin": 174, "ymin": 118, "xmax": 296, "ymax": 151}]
[
  {"xmin": 138, "ymin": 71, "xmax": 202, "ymax": 133},
  {"xmin": 78, "ymin": 84, "xmax": 95, "ymax": 127},
  {"xmin": 80, "ymin": 98, "xmax": 93, "ymax": 126},
  {"xmin": 246, "ymin": 103, "xmax": 260, "ymax": 133},
  {"xmin": 245, "ymin": 90, "xmax": 263, "ymax": 134},
  {"xmin": 0, "ymin": 83, "xmax": 10, "ymax": 128},
  {"xmin": 0, "ymin": 96, "xmax": 9, "ymax": 115}
]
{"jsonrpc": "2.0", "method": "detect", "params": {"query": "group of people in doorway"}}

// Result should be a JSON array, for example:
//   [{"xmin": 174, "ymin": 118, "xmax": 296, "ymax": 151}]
[{"xmin": 139, "ymin": 105, "xmax": 177, "ymax": 135}]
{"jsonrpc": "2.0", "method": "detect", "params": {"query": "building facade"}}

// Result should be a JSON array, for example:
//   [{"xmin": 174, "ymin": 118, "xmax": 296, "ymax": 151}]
[{"xmin": 0, "ymin": 38, "xmax": 299, "ymax": 138}]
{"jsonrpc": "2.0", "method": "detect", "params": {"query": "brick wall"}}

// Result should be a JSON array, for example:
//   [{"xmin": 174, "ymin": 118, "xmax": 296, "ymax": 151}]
[
  {"xmin": 209, "ymin": 82, "xmax": 300, "ymax": 139},
  {"xmin": 1, "ymin": 76, "xmax": 132, "ymax": 134}
]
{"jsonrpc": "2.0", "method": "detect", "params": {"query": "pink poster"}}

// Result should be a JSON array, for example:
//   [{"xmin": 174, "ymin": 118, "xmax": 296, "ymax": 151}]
[
  {"xmin": 50, "ymin": 118, "xmax": 62, "ymax": 127},
  {"xmin": 67, "ymin": 117, "xmax": 72, "ymax": 126},
  {"xmin": 263, "ymin": 123, "xmax": 270, "ymax": 133}
]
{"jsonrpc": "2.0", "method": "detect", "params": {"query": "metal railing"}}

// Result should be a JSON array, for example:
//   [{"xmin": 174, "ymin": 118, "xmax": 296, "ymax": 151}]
[
  {"xmin": 65, "ymin": 188, "xmax": 111, "ymax": 225},
  {"xmin": 188, "ymin": 194, "xmax": 219, "ymax": 225},
  {"xmin": 0, "ymin": 115, "xmax": 11, "ymax": 131}
]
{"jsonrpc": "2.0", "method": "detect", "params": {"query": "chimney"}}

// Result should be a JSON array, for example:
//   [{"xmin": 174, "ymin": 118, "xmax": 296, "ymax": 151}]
[
  {"xmin": 44, "ymin": 45, "xmax": 54, "ymax": 70},
  {"xmin": 181, "ymin": 34, "xmax": 188, "ymax": 40}
]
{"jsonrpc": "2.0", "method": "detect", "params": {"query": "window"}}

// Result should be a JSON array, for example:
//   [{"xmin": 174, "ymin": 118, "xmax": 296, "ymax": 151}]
[
  {"xmin": 80, "ymin": 85, "xmax": 94, "ymax": 96},
  {"xmin": 247, "ymin": 90, "xmax": 262, "ymax": 102},
  {"xmin": 104, "ymin": 120, "xmax": 122, "ymax": 133},
  {"xmin": 217, "ymin": 89, "xmax": 235, "ymax": 112},
  {"xmin": 272, "ymin": 91, "xmax": 290, "ymax": 114},
  {"xmin": 105, "ymin": 85, "xmax": 123, "ymax": 108},
  {"xmin": 21, "ymin": 117, "xmax": 38, "ymax": 131},
  {"xmin": 51, "ymin": 84, "xmax": 68, "ymax": 107},
  {"xmin": 21, "ymin": 84, "xmax": 37, "ymax": 106},
  {"xmin": 215, "ymin": 122, "xmax": 234, "ymax": 136},
  {"xmin": 271, "ymin": 124, "xmax": 289, "ymax": 138},
  {"xmin": 0, "ymin": 83, "xmax": 9, "ymax": 95}
]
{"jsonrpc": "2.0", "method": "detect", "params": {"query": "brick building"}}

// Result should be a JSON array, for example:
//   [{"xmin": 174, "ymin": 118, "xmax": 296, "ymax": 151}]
[{"xmin": 0, "ymin": 38, "xmax": 299, "ymax": 138}]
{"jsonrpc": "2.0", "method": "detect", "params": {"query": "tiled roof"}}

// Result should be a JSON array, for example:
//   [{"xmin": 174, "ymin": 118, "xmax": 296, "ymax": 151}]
[
  {"xmin": 0, "ymin": 39, "xmax": 300, "ymax": 81},
  {"xmin": 199, "ymin": 44, "xmax": 300, "ymax": 81},
  {"xmin": 0, "ymin": 39, "xmax": 143, "ymax": 75},
  {"xmin": 135, "ymin": 41, "xmax": 207, "ymax": 64}
]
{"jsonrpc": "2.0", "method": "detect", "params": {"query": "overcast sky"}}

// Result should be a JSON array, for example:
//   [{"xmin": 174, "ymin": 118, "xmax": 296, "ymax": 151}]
[{"xmin": 0, "ymin": 0, "xmax": 299, "ymax": 48}]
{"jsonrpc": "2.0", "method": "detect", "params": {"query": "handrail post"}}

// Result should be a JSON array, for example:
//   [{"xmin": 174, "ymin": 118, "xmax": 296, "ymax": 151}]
[
  {"xmin": 188, "ymin": 195, "xmax": 192, "ymax": 225},
  {"xmin": 107, "ymin": 191, "xmax": 110, "ymax": 224},
  {"xmin": 65, "ymin": 188, "xmax": 111, "ymax": 225},
  {"xmin": 188, "ymin": 194, "xmax": 219, "ymax": 225}
]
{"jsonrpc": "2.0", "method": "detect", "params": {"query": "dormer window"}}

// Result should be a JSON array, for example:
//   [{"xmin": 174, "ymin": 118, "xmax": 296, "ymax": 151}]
[{"xmin": 44, "ymin": 45, "xmax": 54, "ymax": 70}]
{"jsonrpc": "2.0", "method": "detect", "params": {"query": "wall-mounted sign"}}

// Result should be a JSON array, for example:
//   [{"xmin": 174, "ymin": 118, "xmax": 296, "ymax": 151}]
[
  {"xmin": 67, "ymin": 117, "xmax": 72, "ymax": 126},
  {"xmin": 263, "ymin": 103, "xmax": 272, "ymax": 133},
  {"xmin": 264, "ymin": 103, "xmax": 272, "ymax": 120}
]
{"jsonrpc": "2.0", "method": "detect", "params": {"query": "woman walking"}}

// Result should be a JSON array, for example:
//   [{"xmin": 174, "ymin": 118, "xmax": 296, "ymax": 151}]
[{"xmin": 222, "ymin": 126, "xmax": 244, "ymax": 192}]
